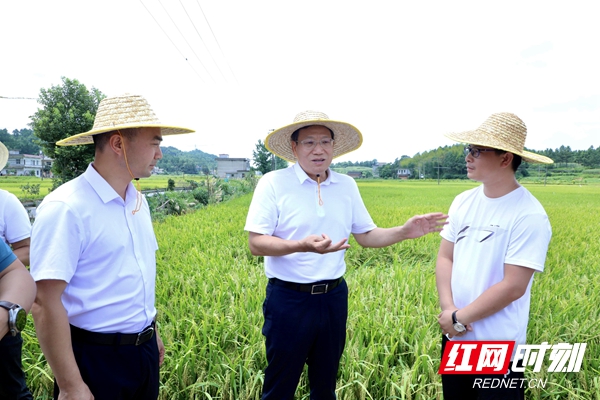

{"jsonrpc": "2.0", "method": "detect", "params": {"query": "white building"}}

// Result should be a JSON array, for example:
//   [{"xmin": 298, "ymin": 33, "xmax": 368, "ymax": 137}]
[
  {"xmin": 215, "ymin": 155, "xmax": 250, "ymax": 179},
  {"xmin": 1, "ymin": 150, "xmax": 53, "ymax": 177},
  {"xmin": 397, "ymin": 168, "xmax": 412, "ymax": 179}
]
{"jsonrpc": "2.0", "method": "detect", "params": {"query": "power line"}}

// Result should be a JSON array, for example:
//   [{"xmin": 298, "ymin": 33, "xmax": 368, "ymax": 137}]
[
  {"xmin": 178, "ymin": 0, "xmax": 228, "ymax": 82},
  {"xmin": 156, "ymin": 0, "xmax": 215, "ymax": 82},
  {"xmin": 195, "ymin": 0, "xmax": 239, "ymax": 85},
  {"xmin": 139, "ymin": 0, "xmax": 206, "ymax": 84},
  {"xmin": 0, "ymin": 96, "xmax": 36, "ymax": 100}
]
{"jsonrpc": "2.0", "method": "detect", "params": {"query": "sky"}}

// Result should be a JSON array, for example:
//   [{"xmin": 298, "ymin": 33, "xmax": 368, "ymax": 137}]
[{"xmin": 1, "ymin": 0, "xmax": 599, "ymax": 163}]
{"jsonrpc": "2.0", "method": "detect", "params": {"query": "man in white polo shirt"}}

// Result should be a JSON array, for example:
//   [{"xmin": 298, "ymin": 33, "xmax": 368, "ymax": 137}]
[
  {"xmin": 245, "ymin": 111, "xmax": 448, "ymax": 400},
  {"xmin": 30, "ymin": 94, "xmax": 194, "ymax": 400}
]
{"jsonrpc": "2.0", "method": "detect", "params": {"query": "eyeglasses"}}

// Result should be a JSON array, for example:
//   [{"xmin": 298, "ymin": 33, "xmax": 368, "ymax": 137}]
[
  {"xmin": 464, "ymin": 145, "xmax": 496, "ymax": 158},
  {"xmin": 295, "ymin": 138, "xmax": 334, "ymax": 150}
]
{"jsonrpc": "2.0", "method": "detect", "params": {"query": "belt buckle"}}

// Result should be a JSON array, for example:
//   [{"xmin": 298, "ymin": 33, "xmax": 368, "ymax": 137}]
[
  {"xmin": 311, "ymin": 283, "xmax": 328, "ymax": 295},
  {"xmin": 135, "ymin": 327, "xmax": 154, "ymax": 346}
]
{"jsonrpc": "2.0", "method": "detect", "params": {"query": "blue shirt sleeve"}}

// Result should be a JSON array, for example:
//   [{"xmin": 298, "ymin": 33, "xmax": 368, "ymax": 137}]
[{"xmin": 0, "ymin": 241, "xmax": 17, "ymax": 273}]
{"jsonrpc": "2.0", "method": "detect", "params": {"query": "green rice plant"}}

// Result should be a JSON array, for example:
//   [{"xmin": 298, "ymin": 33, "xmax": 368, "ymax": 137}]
[{"xmin": 21, "ymin": 181, "xmax": 599, "ymax": 399}]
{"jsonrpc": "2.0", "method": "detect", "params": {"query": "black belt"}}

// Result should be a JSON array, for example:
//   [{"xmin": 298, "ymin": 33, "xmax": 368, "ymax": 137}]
[
  {"xmin": 269, "ymin": 277, "xmax": 344, "ymax": 294},
  {"xmin": 70, "ymin": 322, "xmax": 155, "ymax": 346}
]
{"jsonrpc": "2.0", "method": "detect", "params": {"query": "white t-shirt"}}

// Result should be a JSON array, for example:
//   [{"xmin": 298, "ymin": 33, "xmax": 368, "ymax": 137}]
[
  {"xmin": 245, "ymin": 163, "xmax": 376, "ymax": 283},
  {"xmin": 440, "ymin": 185, "xmax": 551, "ymax": 348},
  {"xmin": 31, "ymin": 164, "xmax": 158, "ymax": 333},
  {"xmin": 0, "ymin": 189, "xmax": 31, "ymax": 244}
]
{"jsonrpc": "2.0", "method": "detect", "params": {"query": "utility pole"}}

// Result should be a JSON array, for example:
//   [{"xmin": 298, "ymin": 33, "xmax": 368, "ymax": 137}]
[{"xmin": 434, "ymin": 158, "xmax": 450, "ymax": 185}]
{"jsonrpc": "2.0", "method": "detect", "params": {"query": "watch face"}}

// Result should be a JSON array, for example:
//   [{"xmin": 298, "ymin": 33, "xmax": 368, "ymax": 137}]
[
  {"xmin": 14, "ymin": 308, "xmax": 27, "ymax": 332},
  {"xmin": 453, "ymin": 322, "xmax": 466, "ymax": 333}
]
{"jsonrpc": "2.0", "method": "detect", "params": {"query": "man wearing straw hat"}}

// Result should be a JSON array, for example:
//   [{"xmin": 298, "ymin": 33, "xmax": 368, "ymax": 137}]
[
  {"xmin": 245, "ymin": 110, "xmax": 448, "ymax": 399},
  {"xmin": 30, "ymin": 94, "xmax": 193, "ymax": 399},
  {"xmin": 435, "ymin": 112, "xmax": 553, "ymax": 399},
  {"xmin": 0, "ymin": 140, "xmax": 37, "ymax": 400}
]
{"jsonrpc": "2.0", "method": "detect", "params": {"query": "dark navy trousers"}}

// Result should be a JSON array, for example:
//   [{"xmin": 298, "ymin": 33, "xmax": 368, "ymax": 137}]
[
  {"xmin": 54, "ymin": 332, "xmax": 160, "ymax": 400},
  {"xmin": 0, "ymin": 333, "xmax": 33, "ymax": 400},
  {"xmin": 261, "ymin": 278, "xmax": 348, "ymax": 400}
]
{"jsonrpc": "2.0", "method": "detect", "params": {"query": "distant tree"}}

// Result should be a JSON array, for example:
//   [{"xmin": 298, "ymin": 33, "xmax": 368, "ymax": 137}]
[
  {"xmin": 143, "ymin": 146, "xmax": 216, "ymax": 175},
  {"xmin": 378, "ymin": 163, "xmax": 396, "ymax": 179},
  {"xmin": 252, "ymin": 139, "xmax": 271, "ymax": 174},
  {"xmin": 13, "ymin": 129, "xmax": 41, "ymax": 154},
  {"xmin": 576, "ymin": 146, "xmax": 600, "ymax": 168},
  {"xmin": 252, "ymin": 139, "xmax": 287, "ymax": 174},
  {"xmin": 330, "ymin": 159, "xmax": 377, "ymax": 168},
  {"xmin": 181, "ymin": 161, "xmax": 197, "ymax": 174},
  {"xmin": 31, "ymin": 77, "xmax": 105, "ymax": 188},
  {"xmin": 554, "ymin": 145, "xmax": 573, "ymax": 167},
  {"xmin": 0, "ymin": 128, "xmax": 42, "ymax": 154},
  {"xmin": 0, "ymin": 128, "xmax": 13, "ymax": 150}
]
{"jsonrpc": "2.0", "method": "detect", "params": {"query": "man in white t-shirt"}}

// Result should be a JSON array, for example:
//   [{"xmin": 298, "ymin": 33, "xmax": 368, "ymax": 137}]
[
  {"xmin": 245, "ymin": 110, "xmax": 448, "ymax": 400},
  {"xmin": 435, "ymin": 112, "xmax": 553, "ymax": 400}
]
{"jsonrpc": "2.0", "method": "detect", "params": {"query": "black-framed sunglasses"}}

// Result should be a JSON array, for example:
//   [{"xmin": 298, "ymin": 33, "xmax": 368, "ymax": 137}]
[{"xmin": 464, "ymin": 145, "xmax": 496, "ymax": 158}]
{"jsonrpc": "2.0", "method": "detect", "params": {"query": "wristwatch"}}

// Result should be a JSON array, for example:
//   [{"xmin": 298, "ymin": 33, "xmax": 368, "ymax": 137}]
[
  {"xmin": 452, "ymin": 310, "xmax": 466, "ymax": 333},
  {"xmin": 0, "ymin": 301, "xmax": 27, "ymax": 337}
]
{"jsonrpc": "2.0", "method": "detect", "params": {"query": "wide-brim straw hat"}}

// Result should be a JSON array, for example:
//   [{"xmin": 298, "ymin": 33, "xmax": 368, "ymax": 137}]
[
  {"xmin": 0, "ymin": 141, "xmax": 8, "ymax": 171},
  {"xmin": 266, "ymin": 110, "xmax": 363, "ymax": 163},
  {"xmin": 445, "ymin": 112, "xmax": 553, "ymax": 164},
  {"xmin": 57, "ymin": 93, "xmax": 194, "ymax": 146}
]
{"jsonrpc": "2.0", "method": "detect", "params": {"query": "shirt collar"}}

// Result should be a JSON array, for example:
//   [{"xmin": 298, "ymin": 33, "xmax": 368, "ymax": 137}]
[{"xmin": 83, "ymin": 163, "xmax": 136, "ymax": 205}]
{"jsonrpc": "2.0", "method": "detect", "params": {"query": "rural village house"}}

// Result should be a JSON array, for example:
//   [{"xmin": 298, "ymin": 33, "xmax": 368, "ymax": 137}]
[{"xmin": 1, "ymin": 150, "xmax": 53, "ymax": 178}]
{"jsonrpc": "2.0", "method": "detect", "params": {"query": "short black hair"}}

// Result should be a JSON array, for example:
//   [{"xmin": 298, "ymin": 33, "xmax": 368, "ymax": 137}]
[
  {"xmin": 494, "ymin": 149, "xmax": 522, "ymax": 171},
  {"xmin": 291, "ymin": 125, "xmax": 334, "ymax": 142},
  {"xmin": 93, "ymin": 128, "xmax": 139, "ymax": 151}
]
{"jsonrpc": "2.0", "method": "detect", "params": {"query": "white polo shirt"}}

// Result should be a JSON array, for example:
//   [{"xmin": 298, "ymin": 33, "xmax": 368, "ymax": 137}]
[
  {"xmin": 0, "ymin": 189, "xmax": 31, "ymax": 244},
  {"xmin": 245, "ymin": 163, "xmax": 376, "ymax": 283},
  {"xmin": 31, "ymin": 164, "xmax": 158, "ymax": 333}
]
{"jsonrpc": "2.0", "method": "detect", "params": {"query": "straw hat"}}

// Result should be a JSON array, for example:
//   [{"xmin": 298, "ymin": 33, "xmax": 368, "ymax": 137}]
[
  {"xmin": 265, "ymin": 110, "xmax": 363, "ymax": 163},
  {"xmin": 445, "ymin": 112, "xmax": 553, "ymax": 164},
  {"xmin": 57, "ymin": 93, "xmax": 194, "ymax": 146},
  {"xmin": 0, "ymin": 141, "xmax": 8, "ymax": 171}
]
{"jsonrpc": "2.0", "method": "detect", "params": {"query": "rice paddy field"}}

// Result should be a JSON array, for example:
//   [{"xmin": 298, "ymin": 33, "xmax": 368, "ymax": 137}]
[
  {"xmin": 19, "ymin": 180, "xmax": 600, "ymax": 399},
  {"xmin": 0, "ymin": 175, "xmax": 205, "ymax": 199}
]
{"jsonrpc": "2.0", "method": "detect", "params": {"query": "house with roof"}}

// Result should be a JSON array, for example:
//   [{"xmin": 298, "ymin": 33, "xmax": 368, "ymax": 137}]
[
  {"xmin": 372, "ymin": 162, "xmax": 387, "ymax": 177},
  {"xmin": 397, "ymin": 168, "xmax": 412, "ymax": 180},
  {"xmin": 1, "ymin": 150, "xmax": 53, "ymax": 177},
  {"xmin": 215, "ymin": 154, "xmax": 250, "ymax": 179}
]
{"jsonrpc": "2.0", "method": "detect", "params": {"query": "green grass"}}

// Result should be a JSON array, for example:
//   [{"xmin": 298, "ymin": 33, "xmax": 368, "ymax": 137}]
[
  {"xmin": 0, "ymin": 175, "xmax": 223, "ymax": 200},
  {"xmin": 21, "ymin": 180, "xmax": 600, "ymax": 399}
]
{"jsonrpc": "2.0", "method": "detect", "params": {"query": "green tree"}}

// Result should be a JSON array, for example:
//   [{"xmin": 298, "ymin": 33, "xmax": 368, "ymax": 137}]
[
  {"xmin": 252, "ymin": 139, "xmax": 287, "ymax": 174},
  {"xmin": 31, "ymin": 77, "xmax": 105, "ymax": 188},
  {"xmin": 0, "ymin": 128, "xmax": 42, "ymax": 155},
  {"xmin": 378, "ymin": 163, "xmax": 396, "ymax": 179},
  {"xmin": 158, "ymin": 146, "xmax": 216, "ymax": 175},
  {"xmin": 14, "ymin": 129, "xmax": 41, "ymax": 154}
]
